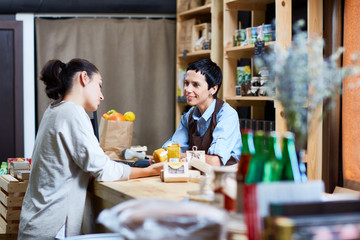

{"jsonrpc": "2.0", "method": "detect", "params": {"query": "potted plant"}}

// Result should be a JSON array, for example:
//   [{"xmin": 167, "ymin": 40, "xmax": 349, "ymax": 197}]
[{"xmin": 255, "ymin": 20, "xmax": 359, "ymax": 153}]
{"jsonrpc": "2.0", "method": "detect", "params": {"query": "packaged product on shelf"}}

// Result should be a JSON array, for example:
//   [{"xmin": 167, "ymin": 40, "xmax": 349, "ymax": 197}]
[
  {"xmin": 241, "ymin": 65, "xmax": 251, "ymax": 96},
  {"xmin": 264, "ymin": 32, "xmax": 272, "ymax": 42},
  {"xmin": 271, "ymin": 23, "xmax": 276, "ymax": 41},
  {"xmin": 251, "ymin": 86, "xmax": 259, "ymax": 96},
  {"xmin": 250, "ymin": 27, "xmax": 257, "ymax": 44},
  {"xmin": 234, "ymin": 29, "xmax": 240, "ymax": 47},
  {"xmin": 257, "ymin": 25, "xmax": 264, "ymax": 41},
  {"xmin": 177, "ymin": 68, "xmax": 186, "ymax": 98},
  {"xmin": 240, "ymin": 29, "xmax": 246, "ymax": 44},
  {"xmin": 251, "ymin": 76, "xmax": 260, "ymax": 87},
  {"xmin": 194, "ymin": 35, "xmax": 206, "ymax": 50},
  {"xmin": 236, "ymin": 66, "xmax": 245, "ymax": 85},
  {"xmin": 245, "ymin": 27, "xmax": 252, "ymax": 46},
  {"xmin": 259, "ymin": 86, "xmax": 267, "ymax": 96},
  {"xmin": 260, "ymin": 77, "xmax": 268, "ymax": 86},
  {"xmin": 263, "ymin": 24, "xmax": 272, "ymax": 42},
  {"xmin": 236, "ymin": 85, "xmax": 241, "ymax": 96}
]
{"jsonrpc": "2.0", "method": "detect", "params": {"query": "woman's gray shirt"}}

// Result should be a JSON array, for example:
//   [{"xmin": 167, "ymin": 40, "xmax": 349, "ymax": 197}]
[{"xmin": 18, "ymin": 101, "xmax": 131, "ymax": 239}]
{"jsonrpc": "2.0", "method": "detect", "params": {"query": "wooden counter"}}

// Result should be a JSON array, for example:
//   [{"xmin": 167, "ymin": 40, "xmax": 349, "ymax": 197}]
[
  {"xmin": 93, "ymin": 176, "xmax": 200, "ymax": 205},
  {"xmin": 85, "ymin": 176, "xmax": 201, "ymax": 234}
]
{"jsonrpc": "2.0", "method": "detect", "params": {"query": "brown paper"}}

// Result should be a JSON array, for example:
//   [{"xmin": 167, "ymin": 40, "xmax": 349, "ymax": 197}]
[{"xmin": 99, "ymin": 118, "xmax": 133, "ymax": 160}]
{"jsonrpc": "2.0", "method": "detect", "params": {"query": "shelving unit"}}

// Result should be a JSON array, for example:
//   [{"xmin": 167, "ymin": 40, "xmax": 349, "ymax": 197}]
[
  {"xmin": 175, "ymin": 0, "xmax": 323, "ymax": 180},
  {"xmin": 175, "ymin": 0, "xmax": 223, "ymax": 127},
  {"xmin": 223, "ymin": 0, "xmax": 277, "ymax": 133},
  {"xmin": 222, "ymin": 0, "xmax": 323, "ymax": 180}
]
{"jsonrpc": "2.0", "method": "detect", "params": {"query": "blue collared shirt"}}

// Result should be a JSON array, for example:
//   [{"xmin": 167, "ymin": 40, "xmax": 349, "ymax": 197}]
[{"xmin": 163, "ymin": 99, "xmax": 242, "ymax": 165}]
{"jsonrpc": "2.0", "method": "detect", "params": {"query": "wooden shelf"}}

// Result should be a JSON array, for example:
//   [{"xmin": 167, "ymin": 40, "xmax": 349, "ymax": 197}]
[
  {"xmin": 225, "ymin": 0, "xmax": 274, "ymax": 11},
  {"xmin": 225, "ymin": 96, "xmax": 274, "ymax": 101},
  {"xmin": 224, "ymin": 41, "xmax": 275, "ymax": 59},
  {"xmin": 178, "ymin": 4, "xmax": 211, "ymax": 21},
  {"xmin": 177, "ymin": 50, "xmax": 211, "ymax": 62}
]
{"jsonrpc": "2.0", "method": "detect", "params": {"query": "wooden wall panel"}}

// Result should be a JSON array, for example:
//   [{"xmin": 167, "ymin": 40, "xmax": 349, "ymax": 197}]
[
  {"xmin": 343, "ymin": 0, "xmax": 360, "ymax": 191},
  {"xmin": 0, "ymin": 20, "xmax": 23, "ymax": 162}
]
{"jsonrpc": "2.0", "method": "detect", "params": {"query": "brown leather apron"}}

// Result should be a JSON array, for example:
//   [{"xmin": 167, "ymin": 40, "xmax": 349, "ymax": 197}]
[{"xmin": 188, "ymin": 98, "xmax": 237, "ymax": 166}]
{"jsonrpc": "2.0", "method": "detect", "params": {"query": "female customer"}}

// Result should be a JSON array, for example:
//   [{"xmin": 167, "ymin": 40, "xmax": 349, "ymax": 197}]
[
  {"xmin": 18, "ymin": 58, "xmax": 163, "ymax": 239},
  {"xmin": 163, "ymin": 59, "xmax": 242, "ymax": 166}
]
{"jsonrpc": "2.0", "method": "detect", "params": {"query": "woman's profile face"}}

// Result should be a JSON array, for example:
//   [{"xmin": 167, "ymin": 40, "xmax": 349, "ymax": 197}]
[
  {"xmin": 184, "ymin": 70, "xmax": 216, "ymax": 109},
  {"xmin": 83, "ymin": 72, "xmax": 104, "ymax": 112}
]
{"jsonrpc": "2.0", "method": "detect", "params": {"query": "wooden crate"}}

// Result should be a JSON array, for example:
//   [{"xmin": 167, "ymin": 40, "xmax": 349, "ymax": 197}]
[{"xmin": 0, "ymin": 175, "xmax": 28, "ymax": 236}]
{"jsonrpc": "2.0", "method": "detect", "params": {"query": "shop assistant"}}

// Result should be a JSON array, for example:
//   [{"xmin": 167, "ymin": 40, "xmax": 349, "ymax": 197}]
[
  {"xmin": 18, "ymin": 58, "xmax": 163, "ymax": 240},
  {"xmin": 163, "ymin": 59, "xmax": 242, "ymax": 166}
]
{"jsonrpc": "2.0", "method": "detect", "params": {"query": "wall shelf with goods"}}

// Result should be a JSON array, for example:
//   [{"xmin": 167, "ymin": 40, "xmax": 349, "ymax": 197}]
[
  {"xmin": 175, "ymin": 0, "xmax": 223, "ymax": 127},
  {"xmin": 223, "ymin": 0, "xmax": 277, "ymax": 134},
  {"xmin": 222, "ymin": 0, "xmax": 323, "ymax": 180}
]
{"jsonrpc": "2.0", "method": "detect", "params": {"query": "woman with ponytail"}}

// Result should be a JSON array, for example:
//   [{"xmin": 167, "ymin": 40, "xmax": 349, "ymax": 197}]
[{"xmin": 18, "ymin": 58, "xmax": 163, "ymax": 240}]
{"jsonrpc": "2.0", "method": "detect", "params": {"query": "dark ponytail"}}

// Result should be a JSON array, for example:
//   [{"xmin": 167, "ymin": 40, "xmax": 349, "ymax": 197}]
[{"xmin": 40, "ymin": 58, "xmax": 99, "ymax": 102}]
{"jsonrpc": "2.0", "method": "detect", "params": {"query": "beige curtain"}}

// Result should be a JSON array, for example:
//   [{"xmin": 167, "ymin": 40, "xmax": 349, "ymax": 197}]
[{"xmin": 35, "ymin": 18, "xmax": 175, "ymax": 153}]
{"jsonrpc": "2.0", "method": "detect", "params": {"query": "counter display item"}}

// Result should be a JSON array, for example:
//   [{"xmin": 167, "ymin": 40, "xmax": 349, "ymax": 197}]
[{"xmin": 97, "ymin": 198, "xmax": 228, "ymax": 240}]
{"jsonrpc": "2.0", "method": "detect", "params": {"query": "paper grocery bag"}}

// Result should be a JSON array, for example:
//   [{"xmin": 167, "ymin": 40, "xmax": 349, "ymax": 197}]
[{"xmin": 99, "ymin": 118, "xmax": 133, "ymax": 160}]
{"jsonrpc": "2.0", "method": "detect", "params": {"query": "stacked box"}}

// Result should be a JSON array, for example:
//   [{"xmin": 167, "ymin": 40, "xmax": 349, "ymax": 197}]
[{"xmin": 0, "ymin": 174, "xmax": 29, "ymax": 239}]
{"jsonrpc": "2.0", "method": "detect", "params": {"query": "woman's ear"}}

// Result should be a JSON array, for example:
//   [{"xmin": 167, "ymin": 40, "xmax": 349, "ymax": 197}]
[
  {"xmin": 79, "ymin": 71, "xmax": 89, "ymax": 87},
  {"xmin": 210, "ymin": 85, "xmax": 218, "ymax": 95}
]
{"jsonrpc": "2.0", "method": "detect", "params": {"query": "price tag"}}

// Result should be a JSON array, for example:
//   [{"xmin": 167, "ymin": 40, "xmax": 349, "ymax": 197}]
[
  {"xmin": 186, "ymin": 146, "xmax": 206, "ymax": 163},
  {"xmin": 254, "ymin": 41, "xmax": 265, "ymax": 57}
]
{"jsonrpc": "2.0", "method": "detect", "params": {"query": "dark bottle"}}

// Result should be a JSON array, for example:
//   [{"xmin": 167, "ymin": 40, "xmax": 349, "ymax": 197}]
[
  {"xmin": 281, "ymin": 132, "xmax": 301, "ymax": 182},
  {"xmin": 245, "ymin": 131, "xmax": 267, "ymax": 184},
  {"xmin": 237, "ymin": 129, "xmax": 255, "ymax": 183},
  {"xmin": 263, "ymin": 131, "xmax": 282, "ymax": 182},
  {"xmin": 298, "ymin": 150, "xmax": 308, "ymax": 182}
]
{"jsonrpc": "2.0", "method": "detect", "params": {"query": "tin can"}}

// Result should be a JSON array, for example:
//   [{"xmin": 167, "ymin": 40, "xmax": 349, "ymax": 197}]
[
  {"xmin": 245, "ymin": 27, "xmax": 252, "ymax": 44},
  {"xmin": 240, "ymin": 29, "xmax": 246, "ymax": 43},
  {"xmin": 264, "ymin": 32, "xmax": 272, "ymax": 42}
]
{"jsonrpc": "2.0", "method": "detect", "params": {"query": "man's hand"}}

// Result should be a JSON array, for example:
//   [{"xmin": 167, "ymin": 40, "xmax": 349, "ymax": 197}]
[{"xmin": 205, "ymin": 154, "xmax": 221, "ymax": 166}]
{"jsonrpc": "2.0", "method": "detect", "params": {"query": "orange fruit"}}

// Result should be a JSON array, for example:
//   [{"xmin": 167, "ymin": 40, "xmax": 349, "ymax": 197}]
[
  {"xmin": 102, "ymin": 113, "xmax": 110, "ymax": 120},
  {"xmin": 109, "ymin": 112, "xmax": 126, "ymax": 121}
]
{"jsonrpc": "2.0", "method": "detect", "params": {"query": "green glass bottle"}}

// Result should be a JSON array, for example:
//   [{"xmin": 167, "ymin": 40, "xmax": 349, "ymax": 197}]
[
  {"xmin": 245, "ymin": 131, "xmax": 267, "ymax": 184},
  {"xmin": 281, "ymin": 132, "xmax": 301, "ymax": 182},
  {"xmin": 237, "ymin": 129, "xmax": 255, "ymax": 183},
  {"xmin": 263, "ymin": 131, "xmax": 283, "ymax": 182}
]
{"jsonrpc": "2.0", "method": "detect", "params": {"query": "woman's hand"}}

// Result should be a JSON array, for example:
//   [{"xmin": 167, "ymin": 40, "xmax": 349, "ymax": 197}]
[
  {"xmin": 148, "ymin": 162, "xmax": 164, "ymax": 175},
  {"xmin": 129, "ymin": 162, "xmax": 164, "ymax": 179}
]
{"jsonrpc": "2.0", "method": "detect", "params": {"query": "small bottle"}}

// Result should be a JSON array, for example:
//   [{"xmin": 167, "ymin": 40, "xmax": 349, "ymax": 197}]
[
  {"xmin": 281, "ymin": 132, "xmax": 301, "ymax": 182},
  {"xmin": 298, "ymin": 150, "xmax": 308, "ymax": 182},
  {"xmin": 245, "ymin": 130, "xmax": 267, "ymax": 184},
  {"xmin": 237, "ymin": 129, "xmax": 255, "ymax": 183},
  {"xmin": 263, "ymin": 131, "xmax": 283, "ymax": 182}
]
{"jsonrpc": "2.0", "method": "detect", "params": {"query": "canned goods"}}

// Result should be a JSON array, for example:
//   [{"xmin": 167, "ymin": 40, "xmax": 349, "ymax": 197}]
[
  {"xmin": 264, "ymin": 32, "xmax": 272, "ymax": 42},
  {"xmin": 240, "ymin": 29, "xmax": 246, "ymax": 42}
]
